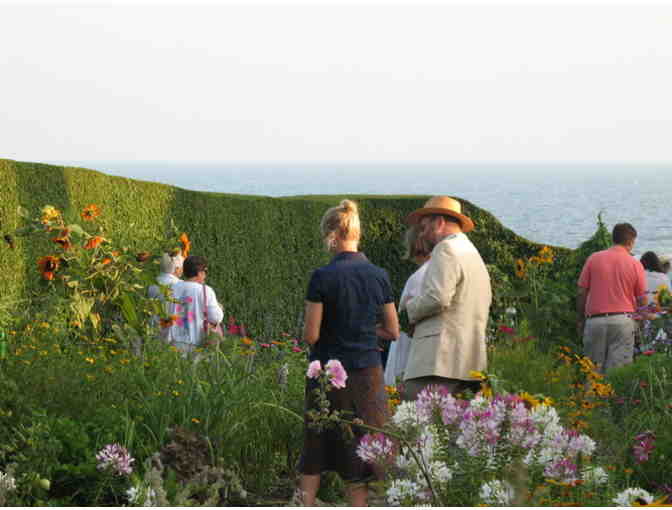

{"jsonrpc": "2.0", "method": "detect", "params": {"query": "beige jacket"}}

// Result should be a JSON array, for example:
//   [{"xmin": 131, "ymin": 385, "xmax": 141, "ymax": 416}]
[{"xmin": 404, "ymin": 233, "xmax": 492, "ymax": 381}]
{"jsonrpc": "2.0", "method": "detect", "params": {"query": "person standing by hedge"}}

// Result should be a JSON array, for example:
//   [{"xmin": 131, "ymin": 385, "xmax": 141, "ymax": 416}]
[
  {"xmin": 298, "ymin": 199, "xmax": 400, "ymax": 507},
  {"xmin": 402, "ymin": 196, "xmax": 492, "ymax": 401},
  {"xmin": 577, "ymin": 223, "xmax": 647, "ymax": 373},
  {"xmin": 169, "ymin": 255, "xmax": 224, "ymax": 354},
  {"xmin": 384, "ymin": 224, "xmax": 431, "ymax": 386},
  {"xmin": 148, "ymin": 252, "xmax": 184, "ymax": 338}
]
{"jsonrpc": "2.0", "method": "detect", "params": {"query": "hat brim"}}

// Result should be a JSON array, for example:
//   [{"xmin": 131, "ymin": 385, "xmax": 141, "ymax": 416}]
[{"xmin": 405, "ymin": 207, "xmax": 475, "ymax": 233}]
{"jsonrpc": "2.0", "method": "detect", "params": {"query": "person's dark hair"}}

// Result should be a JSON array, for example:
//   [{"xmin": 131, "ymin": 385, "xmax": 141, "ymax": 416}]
[
  {"xmin": 183, "ymin": 255, "xmax": 208, "ymax": 279},
  {"xmin": 612, "ymin": 223, "xmax": 637, "ymax": 245},
  {"xmin": 402, "ymin": 225, "xmax": 431, "ymax": 260},
  {"xmin": 640, "ymin": 251, "xmax": 665, "ymax": 273}
]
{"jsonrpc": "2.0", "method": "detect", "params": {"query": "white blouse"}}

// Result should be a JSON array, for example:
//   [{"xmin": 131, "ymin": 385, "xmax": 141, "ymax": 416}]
[
  {"xmin": 168, "ymin": 281, "xmax": 224, "ymax": 345},
  {"xmin": 645, "ymin": 270, "xmax": 671, "ymax": 297}
]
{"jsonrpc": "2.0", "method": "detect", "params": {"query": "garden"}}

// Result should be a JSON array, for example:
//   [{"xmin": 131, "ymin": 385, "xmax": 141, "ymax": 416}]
[{"xmin": 1, "ymin": 195, "xmax": 671, "ymax": 506}]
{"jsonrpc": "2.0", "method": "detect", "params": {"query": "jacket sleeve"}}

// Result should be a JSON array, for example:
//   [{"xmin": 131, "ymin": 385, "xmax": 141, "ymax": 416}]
[{"xmin": 406, "ymin": 244, "xmax": 460, "ymax": 324}]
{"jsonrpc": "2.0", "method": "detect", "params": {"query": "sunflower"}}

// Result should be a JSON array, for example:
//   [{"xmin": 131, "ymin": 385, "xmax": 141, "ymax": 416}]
[
  {"xmin": 136, "ymin": 251, "xmax": 151, "ymax": 262},
  {"xmin": 655, "ymin": 285, "xmax": 672, "ymax": 309},
  {"xmin": 41, "ymin": 205, "xmax": 61, "ymax": 224},
  {"xmin": 80, "ymin": 204, "xmax": 101, "ymax": 221},
  {"xmin": 515, "ymin": 258, "xmax": 527, "ymax": 279},
  {"xmin": 538, "ymin": 245, "xmax": 554, "ymax": 264},
  {"xmin": 52, "ymin": 228, "xmax": 72, "ymax": 251},
  {"xmin": 519, "ymin": 391, "xmax": 541, "ymax": 408},
  {"xmin": 179, "ymin": 232, "xmax": 191, "ymax": 258},
  {"xmin": 84, "ymin": 236, "xmax": 105, "ymax": 250},
  {"xmin": 37, "ymin": 255, "xmax": 60, "ymax": 280}
]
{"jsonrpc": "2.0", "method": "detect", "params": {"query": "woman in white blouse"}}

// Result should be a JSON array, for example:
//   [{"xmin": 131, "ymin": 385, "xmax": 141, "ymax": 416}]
[
  {"xmin": 640, "ymin": 251, "xmax": 671, "ymax": 299},
  {"xmin": 168, "ymin": 255, "xmax": 223, "ymax": 354},
  {"xmin": 384, "ymin": 226, "xmax": 431, "ymax": 385}
]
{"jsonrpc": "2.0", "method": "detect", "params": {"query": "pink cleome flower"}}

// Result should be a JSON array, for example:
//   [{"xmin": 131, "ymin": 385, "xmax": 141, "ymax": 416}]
[
  {"xmin": 356, "ymin": 432, "xmax": 395, "ymax": 465},
  {"xmin": 96, "ymin": 443, "xmax": 134, "ymax": 476}
]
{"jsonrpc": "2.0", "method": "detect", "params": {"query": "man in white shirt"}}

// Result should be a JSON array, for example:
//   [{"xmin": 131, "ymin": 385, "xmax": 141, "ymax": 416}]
[
  {"xmin": 148, "ymin": 252, "xmax": 184, "ymax": 301},
  {"xmin": 148, "ymin": 252, "xmax": 184, "ymax": 339}
]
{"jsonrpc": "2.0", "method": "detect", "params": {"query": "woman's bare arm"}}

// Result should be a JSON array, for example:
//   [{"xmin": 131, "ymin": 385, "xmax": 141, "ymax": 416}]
[
  {"xmin": 303, "ymin": 300, "xmax": 323, "ymax": 345},
  {"xmin": 376, "ymin": 302, "xmax": 400, "ymax": 341}
]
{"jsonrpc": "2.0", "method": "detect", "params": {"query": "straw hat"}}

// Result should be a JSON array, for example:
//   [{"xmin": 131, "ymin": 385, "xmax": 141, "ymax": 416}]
[{"xmin": 405, "ymin": 196, "xmax": 475, "ymax": 233}]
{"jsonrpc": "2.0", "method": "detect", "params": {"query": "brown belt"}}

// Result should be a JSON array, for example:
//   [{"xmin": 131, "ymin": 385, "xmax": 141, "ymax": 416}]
[{"xmin": 586, "ymin": 312, "xmax": 629, "ymax": 319}]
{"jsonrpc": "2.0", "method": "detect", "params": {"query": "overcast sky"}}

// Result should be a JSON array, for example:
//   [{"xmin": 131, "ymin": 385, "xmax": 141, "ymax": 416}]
[{"xmin": 2, "ymin": 2, "xmax": 671, "ymax": 163}]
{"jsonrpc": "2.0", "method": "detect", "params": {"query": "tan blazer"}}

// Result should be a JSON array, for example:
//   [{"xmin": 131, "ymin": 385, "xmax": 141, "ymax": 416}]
[{"xmin": 404, "ymin": 233, "xmax": 492, "ymax": 381}]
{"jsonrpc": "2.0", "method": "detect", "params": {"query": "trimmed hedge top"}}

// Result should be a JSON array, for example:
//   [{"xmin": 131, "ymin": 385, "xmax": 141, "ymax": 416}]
[{"xmin": 0, "ymin": 159, "xmax": 570, "ymax": 338}]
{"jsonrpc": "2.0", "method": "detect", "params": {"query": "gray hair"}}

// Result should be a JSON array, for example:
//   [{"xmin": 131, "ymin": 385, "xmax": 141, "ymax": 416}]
[{"xmin": 159, "ymin": 252, "xmax": 184, "ymax": 274}]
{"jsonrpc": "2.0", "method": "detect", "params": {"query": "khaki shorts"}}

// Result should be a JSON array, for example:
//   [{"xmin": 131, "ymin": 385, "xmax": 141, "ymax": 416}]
[{"xmin": 583, "ymin": 315, "xmax": 635, "ymax": 373}]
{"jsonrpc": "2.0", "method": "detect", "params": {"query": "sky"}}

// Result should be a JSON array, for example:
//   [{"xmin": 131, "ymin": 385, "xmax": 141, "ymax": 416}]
[{"xmin": 2, "ymin": 1, "xmax": 672, "ymax": 164}]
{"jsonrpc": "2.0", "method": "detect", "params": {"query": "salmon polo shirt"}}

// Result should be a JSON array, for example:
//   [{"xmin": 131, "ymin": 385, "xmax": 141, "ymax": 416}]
[{"xmin": 578, "ymin": 245, "xmax": 646, "ymax": 317}]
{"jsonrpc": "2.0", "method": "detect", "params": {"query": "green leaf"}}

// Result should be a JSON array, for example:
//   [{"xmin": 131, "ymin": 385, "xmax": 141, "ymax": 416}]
[
  {"xmin": 89, "ymin": 312, "xmax": 100, "ymax": 330},
  {"xmin": 17, "ymin": 205, "xmax": 31, "ymax": 219},
  {"xmin": 118, "ymin": 292, "xmax": 140, "ymax": 329},
  {"xmin": 66, "ymin": 224, "xmax": 85, "ymax": 236}
]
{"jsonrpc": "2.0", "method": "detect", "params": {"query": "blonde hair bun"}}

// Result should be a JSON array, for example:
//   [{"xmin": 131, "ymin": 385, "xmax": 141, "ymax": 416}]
[
  {"xmin": 340, "ymin": 199, "xmax": 358, "ymax": 215},
  {"xmin": 320, "ymin": 198, "xmax": 361, "ymax": 247}
]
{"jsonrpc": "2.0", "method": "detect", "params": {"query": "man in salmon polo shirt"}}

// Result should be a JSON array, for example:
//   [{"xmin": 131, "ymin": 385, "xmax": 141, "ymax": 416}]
[{"xmin": 577, "ymin": 223, "xmax": 647, "ymax": 373}]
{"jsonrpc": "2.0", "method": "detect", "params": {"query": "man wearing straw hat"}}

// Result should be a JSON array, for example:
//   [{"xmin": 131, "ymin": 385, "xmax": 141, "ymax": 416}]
[{"xmin": 402, "ymin": 196, "xmax": 492, "ymax": 401}]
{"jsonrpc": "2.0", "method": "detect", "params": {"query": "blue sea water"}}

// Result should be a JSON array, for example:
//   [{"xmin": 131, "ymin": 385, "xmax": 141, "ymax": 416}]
[{"xmin": 59, "ymin": 161, "xmax": 672, "ymax": 257}]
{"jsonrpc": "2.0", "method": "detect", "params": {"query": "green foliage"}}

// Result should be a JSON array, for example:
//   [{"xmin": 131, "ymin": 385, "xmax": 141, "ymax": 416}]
[
  {"xmin": 0, "ymin": 158, "xmax": 568, "ymax": 339},
  {"xmin": 571, "ymin": 212, "xmax": 612, "ymax": 280},
  {"xmin": 606, "ymin": 353, "xmax": 672, "ymax": 491},
  {"xmin": 488, "ymin": 334, "xmax": 573, "ymax": 405}
]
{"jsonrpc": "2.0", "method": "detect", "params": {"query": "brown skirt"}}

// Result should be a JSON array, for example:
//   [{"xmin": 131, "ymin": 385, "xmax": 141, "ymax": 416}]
[{"xmin": 298, "ymin": 365, "xmax": 389, "ymax": 483}]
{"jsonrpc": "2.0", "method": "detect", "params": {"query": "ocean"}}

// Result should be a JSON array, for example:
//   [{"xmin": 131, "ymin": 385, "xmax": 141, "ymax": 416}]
[{"xmin": 59, "ymin": 161, "xmax": 672, "ymax": 257}]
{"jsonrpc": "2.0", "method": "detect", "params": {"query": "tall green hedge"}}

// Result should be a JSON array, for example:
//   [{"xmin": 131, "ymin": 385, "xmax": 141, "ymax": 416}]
[{"xmin": 0, "ymin": 159, "xmax": 570, "ymax": 338}]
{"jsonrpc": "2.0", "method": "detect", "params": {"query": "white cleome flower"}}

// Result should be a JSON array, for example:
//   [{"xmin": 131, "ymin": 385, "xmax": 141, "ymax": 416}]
[
  {"xmin": 479, "ymin": 479, "xmax": 515, "ymax": 506},
  {"xmin": 424, "ymin": 461, "xmax": 453, "ymax": 483},
  {"xmin": 530, "ymin": 404, "xmax": 561, "ymax": 430},
  {"xmin": 392, "ymin": 401, "xmax": 423, "ymax": 429},
  {"xmin": 386, "ymin": 479, "xmax": 423, "ymax": 506},
  {"xmin": 612, "ymin": 487, "xmax": 654, "ymax": 506},
  {"xmin": 581, "ymin": 466, "xmax": 608, "ymax": 486},
  {"xmin": 126, "ymin": 486, "xmax": 140, "ymax": 503},
  {"xmin": 395, "ymin": 449, "xmax": 416, "ymax": 471},
  {"xmin": 126, "ymin": 485, "xmax": 157, "ymax": 506},
  {"xmin": 0, "ymin": 471, "xmax": 17, "ymax": 492}
]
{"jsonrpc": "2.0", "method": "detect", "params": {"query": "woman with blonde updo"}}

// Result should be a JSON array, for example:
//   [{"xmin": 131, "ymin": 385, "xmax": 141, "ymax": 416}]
[{"xmin": 298, "ymin": 199, "xmax": 400, "ymax": 506}]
